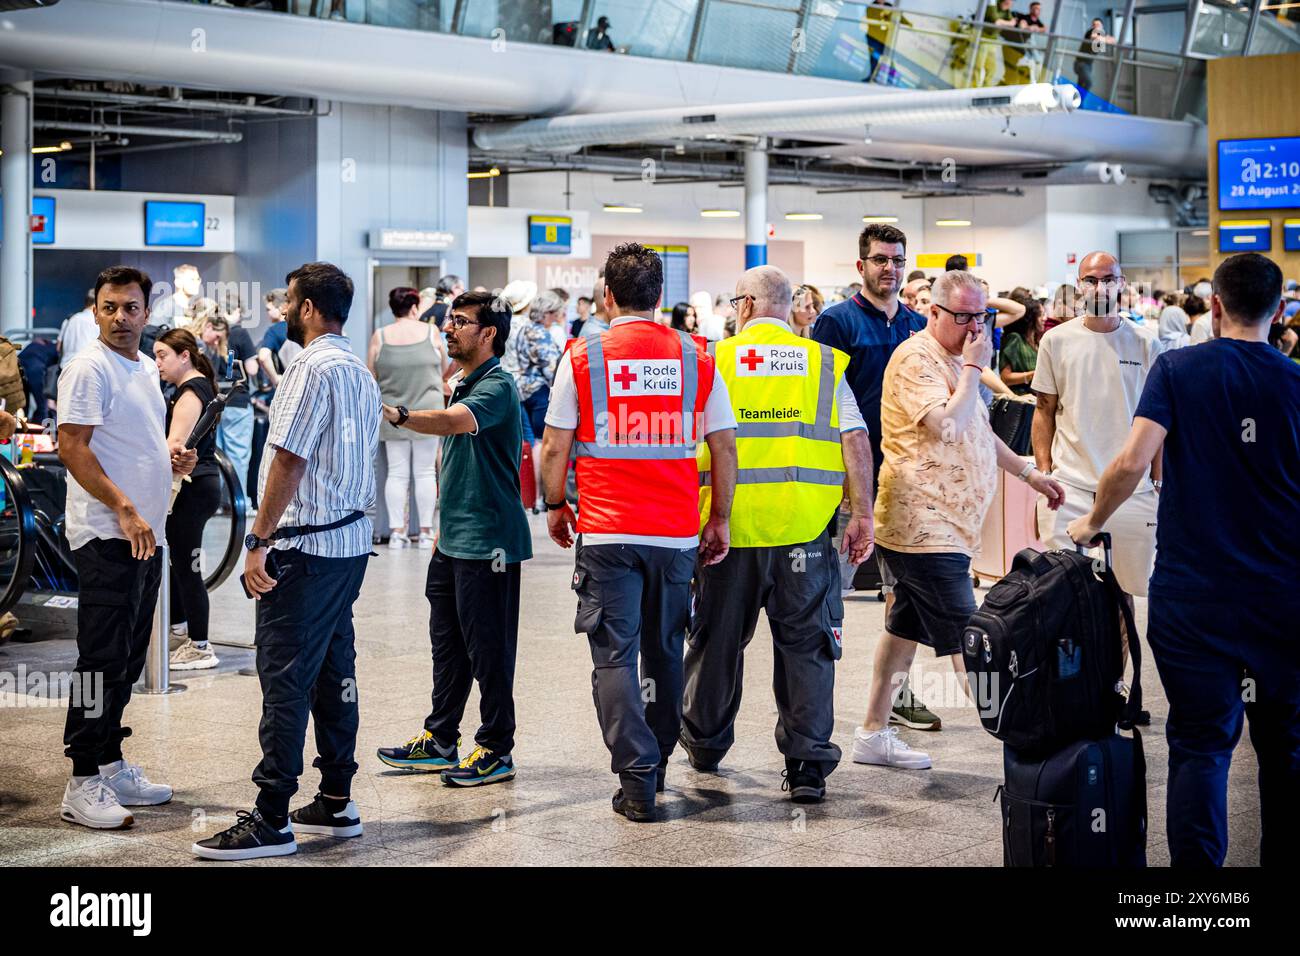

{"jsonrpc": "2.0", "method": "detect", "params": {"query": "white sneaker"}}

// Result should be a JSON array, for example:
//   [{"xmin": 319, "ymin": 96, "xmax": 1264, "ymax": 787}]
[
  {"xmin": 388, "ymin": 532, "xmax": 410, "ymax": 550},
  {"xmin": 851, "ymin": 726, "xmax": 932, "ymax": 770},
  {"xmin": 170, "ymin": 638, "xmax": 219, "ymax": 671},
  {"xmin": 61, "ymin": 776, "xmax": 134, "ymax": 829},
  {"xmin": 417, "ymin": 533, "xmax": 435, "ymax": 551},
  {"xmin": 99, "ymin": 761, "xmax": 173, "ymax": 806}
]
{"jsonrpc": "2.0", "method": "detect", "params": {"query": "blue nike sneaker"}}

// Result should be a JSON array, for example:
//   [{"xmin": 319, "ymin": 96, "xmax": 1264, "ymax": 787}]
[
  {"xmin": 376, "ymin": 730, "xmax": 458, "ymax": 771},
  {"xmin": 440, "ymin": 746, "xmax": 515, "ymax": 787}
]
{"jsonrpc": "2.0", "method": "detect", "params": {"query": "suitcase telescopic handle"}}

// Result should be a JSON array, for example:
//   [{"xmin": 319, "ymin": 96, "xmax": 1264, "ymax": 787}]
[{"xmin": 1075, "ymin": 531, "xmax": 1113, "ymax": 571}]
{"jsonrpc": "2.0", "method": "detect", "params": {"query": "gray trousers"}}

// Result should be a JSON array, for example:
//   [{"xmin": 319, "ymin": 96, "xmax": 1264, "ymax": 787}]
[
  {"xmin": 573, "ymin": 540, "xmax": 697, "ymax": 802},
  {"xmin": 681, "ymin": 530, "xmax": 844, "ymax": 774}
]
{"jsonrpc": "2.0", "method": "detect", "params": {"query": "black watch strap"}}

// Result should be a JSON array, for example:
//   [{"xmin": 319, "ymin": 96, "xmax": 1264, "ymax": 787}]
[
  {"xmin": 395, "ymin": 405, "xmax": 410, "ymax": 427},
  {"xmin": 544, "ymin": 499, "xmax": 567, "ymax": 511}
]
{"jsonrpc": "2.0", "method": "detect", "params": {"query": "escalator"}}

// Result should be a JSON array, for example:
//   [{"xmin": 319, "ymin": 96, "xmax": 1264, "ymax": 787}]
[{"xmin": 0, "ymin": 447, "xmax": 247, "ymax": 633}]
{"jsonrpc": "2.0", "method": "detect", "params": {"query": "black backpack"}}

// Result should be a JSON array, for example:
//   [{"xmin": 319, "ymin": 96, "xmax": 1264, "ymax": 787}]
[{"xmin": 961, "ymin": 534, "xmax": 1141, "ymax": 759}]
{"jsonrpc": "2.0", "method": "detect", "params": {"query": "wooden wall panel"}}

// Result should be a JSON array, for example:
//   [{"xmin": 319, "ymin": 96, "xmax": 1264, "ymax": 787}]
[{"xmin": 1207, "ymin": 52, "xmax": 1300, "ymax": 276}]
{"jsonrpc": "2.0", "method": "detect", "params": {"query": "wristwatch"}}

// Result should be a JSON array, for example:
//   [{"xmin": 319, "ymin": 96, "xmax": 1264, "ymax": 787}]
[
  {"xmin": 544, "ymin": 499, "xmax": 567, "ymax": 511},
  {"xmin": 394, "ymin": 405, "xmax": 410, "ymax": 428},
  {"xmin": 245, "ymin": 533, "xmax": 273, "ymax": 552}
]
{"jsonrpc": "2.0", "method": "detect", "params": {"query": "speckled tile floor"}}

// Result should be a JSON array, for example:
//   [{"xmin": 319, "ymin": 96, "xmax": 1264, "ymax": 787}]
[{"xmin": 0, "ymin": 518, "xmax": 1262, "ymax": 866}]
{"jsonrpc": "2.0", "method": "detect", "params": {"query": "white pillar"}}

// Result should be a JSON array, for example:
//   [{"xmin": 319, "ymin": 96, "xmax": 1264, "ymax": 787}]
[
  {"xmin": 1, "ymin": 80, "xmax": 33, "ymax": 331},
  {"xmin": 744, "ymin": 144, "xmax": 767, "ymax": 269}
]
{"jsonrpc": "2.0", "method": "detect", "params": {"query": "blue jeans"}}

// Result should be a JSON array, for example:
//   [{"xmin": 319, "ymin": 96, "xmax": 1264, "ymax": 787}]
[
  {"xmin": 1147, "ymin": 594, "xmax": 1300, "ymax": 866},
  {"xmin": 216, "ymin": 404, "xmax": 254, "ymax": 497}
]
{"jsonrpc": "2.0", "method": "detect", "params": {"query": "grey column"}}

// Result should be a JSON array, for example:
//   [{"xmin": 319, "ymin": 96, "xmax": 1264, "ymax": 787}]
[{"xmin": 1, "ymin": 80, "xmax": 32, "ymax": 332}]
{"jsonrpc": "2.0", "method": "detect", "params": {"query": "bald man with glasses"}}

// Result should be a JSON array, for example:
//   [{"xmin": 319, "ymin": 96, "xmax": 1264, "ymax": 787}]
[{"xmin": 1031, "ymin": 252, "xmax": 1162, "ymax": 720}]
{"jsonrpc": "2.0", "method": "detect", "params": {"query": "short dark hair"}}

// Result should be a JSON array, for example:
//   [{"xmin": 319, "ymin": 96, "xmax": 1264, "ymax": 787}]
[
  {"xmin": 1213, "ymin": 253, "xmax": 1283, "ymax": 325},
  {"xmin": 577, "ymin": 296, "xmax": 593, "ymax": 306},
  {"xmin": 945, "ymin": 254, "xmax": 968, "ymax": 272},
  {"xmin": 452, "ymin": 290, "xmax": 513, "ymax": 358},
  {"xmin": 858, "ymin": 223, "xmax": 907, "ymax": 260},
  {"xmin": 603, "ymin": 242, "xmax": 663, "ymax": 312},
  {"xmin": 549, "ymin": 286, "xmax": 570, "ymax": 302},
  {"xmin": 286, "ymin": 262, "xmax": 353, "ymax": 324},
  {"xmin": 905, "ymin": 270, "xmax": 927, "ymax": 283},
  {"xmin": 94, "ymin": 265, "xmax": 152, "ymax": 305},
  {"xmin": 388, "ymin": 286, "xmax": 420, "ymax": 317}
]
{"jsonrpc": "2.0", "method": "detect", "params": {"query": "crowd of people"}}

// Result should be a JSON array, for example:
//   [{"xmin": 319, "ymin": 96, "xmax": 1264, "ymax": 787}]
[{"xmin": 39, "ymin": 224, "xmax": 1300, "ymax": 868}]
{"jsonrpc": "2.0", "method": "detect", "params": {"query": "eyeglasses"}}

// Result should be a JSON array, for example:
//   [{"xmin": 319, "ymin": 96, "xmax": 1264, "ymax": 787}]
[
  {"xmin": 729, "ymin": 294, "xmax": 753, "ymax": 310},
  {"xmin": 864, "ymin": 255, "xmax": 907, "ymax": 270},
  {"xmin": 933, "ymin": 303, "xmax": 989, "ymax": 326},
  {"xmin": 445, "ymin": 316, "xmax": 482, "ymax": 330},
  {"xmin": 1079, "ymin": 275, "xmax": 1125, "ymax": 287}
]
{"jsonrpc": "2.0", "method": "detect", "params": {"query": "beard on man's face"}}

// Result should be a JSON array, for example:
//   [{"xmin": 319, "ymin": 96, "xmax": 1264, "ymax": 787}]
[{"xmin": 286, "ymin": 305, "xmax": 306, "ymax": 346}]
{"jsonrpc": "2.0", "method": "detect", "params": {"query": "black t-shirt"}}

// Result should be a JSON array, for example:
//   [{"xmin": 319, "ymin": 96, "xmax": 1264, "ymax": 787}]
[
  {"xmin": 167, "ymin": 376, "xmax": 220, "ymax": 479},
  {"xmin": 209, "ymin": 327, "xmax": 256, "ymax": 408},
  {"xmin": 420, "ymin": 302, "xmax": 449, "ymax": 326}
]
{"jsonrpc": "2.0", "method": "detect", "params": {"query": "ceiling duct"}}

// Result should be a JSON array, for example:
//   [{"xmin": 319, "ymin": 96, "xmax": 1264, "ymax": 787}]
[{"xmin": 473, "ymin": 83, "xmax": 1080, "ymax": 153}]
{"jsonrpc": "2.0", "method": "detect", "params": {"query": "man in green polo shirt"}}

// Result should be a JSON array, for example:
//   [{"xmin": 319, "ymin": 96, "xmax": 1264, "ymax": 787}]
[{"xmin": 375, "ymin": 290, "xmax": 531, "ymax": 787}]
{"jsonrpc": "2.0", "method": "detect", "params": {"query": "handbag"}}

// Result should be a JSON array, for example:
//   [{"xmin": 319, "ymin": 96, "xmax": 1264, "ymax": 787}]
[{"xmin": 990, "ymin": 396, "xmax": 1034, "ymax": 455}]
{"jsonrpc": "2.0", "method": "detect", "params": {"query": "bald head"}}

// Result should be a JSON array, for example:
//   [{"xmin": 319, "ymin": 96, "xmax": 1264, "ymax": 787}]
[
  {"xmin": 736, "ymin": 265, "xmax": 793, "ymax": 327},
  {"xmin": 1076, "ymin": 250, "xmax": 1125, "ymax": 318},
  {"xmin": 1079, "ymin": 251, "xmax": 1119, "ymax": 274}
]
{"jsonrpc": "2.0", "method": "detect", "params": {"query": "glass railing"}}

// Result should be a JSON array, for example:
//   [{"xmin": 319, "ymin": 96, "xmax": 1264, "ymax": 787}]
[{"xmin": 176, "ymin": 0, "xmax": 1208, "ymax": 122}]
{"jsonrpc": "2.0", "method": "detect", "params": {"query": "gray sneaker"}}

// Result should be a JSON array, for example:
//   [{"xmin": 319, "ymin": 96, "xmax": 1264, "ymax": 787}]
[{"xmin": 169, "ymin": 639, "xmax": 219, "ymax": 671}]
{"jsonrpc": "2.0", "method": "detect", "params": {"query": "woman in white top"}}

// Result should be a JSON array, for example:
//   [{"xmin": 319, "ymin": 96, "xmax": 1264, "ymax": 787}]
[{"xmin": 368, "ymin": 287, "xmax": 449, "ymax": 549}]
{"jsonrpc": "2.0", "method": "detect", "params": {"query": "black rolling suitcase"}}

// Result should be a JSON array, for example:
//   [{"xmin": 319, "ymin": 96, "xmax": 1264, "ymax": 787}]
[
  {"xmin": 966, "ymin": 533, "xmax": 1149, "ymax": 866},
  {"xmin": 998, "ymin": 731, "xmax": 1147, "ymax": 866}
]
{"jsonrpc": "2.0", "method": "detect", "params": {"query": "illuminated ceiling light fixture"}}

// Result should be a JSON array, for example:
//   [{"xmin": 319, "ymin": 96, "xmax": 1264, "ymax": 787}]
[
  {"xmin": 466, "ymin": 167, "xmax": 500, "ymax": 179},
  {"xmin": 603, "ymin": 203, "xmax": 643, "ymax": 213},
  {"xmin": 862, "ymin": 215, "xmax": 899, "ymax": 223},
  {"xmin": 0, "ymin": 141, "xmax": 73, "ymax": 156},
  {"xmin": 700, "ymin": 209, "xmax": 740, "ymax": 218},
  {"xmin": 785, "ymin": 212, "xmax": 824, "ymax": 221},
  {"xmin": 935, "ymin": 219, "xmax": 972, "ymax": 227}
]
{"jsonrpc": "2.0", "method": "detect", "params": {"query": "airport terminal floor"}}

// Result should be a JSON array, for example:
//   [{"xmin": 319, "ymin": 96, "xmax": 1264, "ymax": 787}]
[{"xmin": 0, "ymin": 517, "xmax": 1262, "ymax": 868}]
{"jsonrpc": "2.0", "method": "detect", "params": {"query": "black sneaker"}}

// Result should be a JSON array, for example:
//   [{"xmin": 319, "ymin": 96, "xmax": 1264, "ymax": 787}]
[
  {"xmin": 289, "ymin": 793, "xmax": 363, "ymax": 838},
  {"xmin": 611, "ymin": 788, "xmax": 656, "ymax": 822},
  {"xmin": 656, "ymin": 766, "xmax": 666, "ymax": 794},
  {"xmin": 192, "ymin": 809, "xmax": 296, "ymax": 861},
  {"xmin": 781, "ymin": 759, "xmax": 826, "ymax": 804}
]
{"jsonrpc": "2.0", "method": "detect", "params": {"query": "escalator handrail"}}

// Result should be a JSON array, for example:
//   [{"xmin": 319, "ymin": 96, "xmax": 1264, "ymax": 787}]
[
  {"xmin": 0, "ymin": 455, "xmax": 41, "ymax": 618},
  {"xmin": 205, "ymin": 448, "xmax": 247, "ymax": 593}
]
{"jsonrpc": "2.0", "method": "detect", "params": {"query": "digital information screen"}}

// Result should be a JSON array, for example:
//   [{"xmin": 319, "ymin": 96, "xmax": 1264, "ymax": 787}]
[
  {"xmin": 647, "ymin": 245, "xmax": 689, "ymax": 311},
  {"xmin": 144, "ymin": 200, "xmax": 206, "ymax": 246},
  {"xmin": 1218, "ymin": 137, "xmax": 1300, "ymax": 210},
  {"xmin": 528, "ymin": 215, "xmax": 572, "ymax": 254},
  {"xmin": 1218, "ymin": 220, "xmax": 1271, "ymax": 253}
]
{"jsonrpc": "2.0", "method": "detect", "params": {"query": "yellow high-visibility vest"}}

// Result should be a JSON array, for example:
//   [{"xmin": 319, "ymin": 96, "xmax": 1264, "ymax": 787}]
[{"xmin": 699, "ymin": 320, "xmax": 850, "ymax": 548}]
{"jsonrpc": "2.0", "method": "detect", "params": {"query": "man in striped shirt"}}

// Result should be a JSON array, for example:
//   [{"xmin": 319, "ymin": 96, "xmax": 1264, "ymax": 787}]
[{"xmin": 194, "ymin": 262, "xmax": 381, "ymax": 861}]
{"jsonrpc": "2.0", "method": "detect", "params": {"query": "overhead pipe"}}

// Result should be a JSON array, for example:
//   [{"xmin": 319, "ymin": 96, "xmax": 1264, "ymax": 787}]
[
  {"xmin": 41, "ymin": 87, "xmax": 320, "ymax": 117},
  {"xmin": 473, "ymin": 83, "xmax": 1080, "ymax": 153},
  {"xmin": 33, "ymin": 120, "xmax": 242, "ymax": 142}
]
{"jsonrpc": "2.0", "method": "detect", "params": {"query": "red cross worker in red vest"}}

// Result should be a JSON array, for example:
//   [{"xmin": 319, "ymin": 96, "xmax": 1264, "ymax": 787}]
[{"xmin": 540, "ymin": 243, "xmax": 738, "ymax": 823}]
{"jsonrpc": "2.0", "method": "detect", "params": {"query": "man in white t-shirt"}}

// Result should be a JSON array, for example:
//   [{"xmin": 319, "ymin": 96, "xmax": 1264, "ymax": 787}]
[
  {"xmin": 56, "ymin": 266, "xmax": 196, "ymax": 831},
  {"xmin": 1032, "ymin": 251, "xmax": 1161, "ymax": 672},
  {"xmin": 58, "ymin": 290, "xmax": 99, "ymax": 361}
]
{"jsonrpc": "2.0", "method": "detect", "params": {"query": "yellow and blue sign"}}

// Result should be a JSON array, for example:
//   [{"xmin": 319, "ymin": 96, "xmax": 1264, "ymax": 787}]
[
  {"xmin": 1218, "ymin": 220, "xmax": 1271, "ymax": 253},
  {"xmin": 1284, "ymin": 219, "xmax": 1300, "ymax": 252},
  {"xmin": 528, "ymin": 215, "xmax": 572, "ymax": 254}
]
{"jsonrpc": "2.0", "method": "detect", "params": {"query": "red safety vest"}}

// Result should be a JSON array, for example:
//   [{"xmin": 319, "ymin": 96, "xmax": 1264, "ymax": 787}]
[{"xmin": 570, "ymin": 320, "xmax": 714, "ymax": 537}]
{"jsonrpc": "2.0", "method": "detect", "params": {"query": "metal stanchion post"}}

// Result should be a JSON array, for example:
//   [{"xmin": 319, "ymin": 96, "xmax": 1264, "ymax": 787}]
[{"xmin": 140, "ymin": 543, "xmax": 185, "ymax": 695}]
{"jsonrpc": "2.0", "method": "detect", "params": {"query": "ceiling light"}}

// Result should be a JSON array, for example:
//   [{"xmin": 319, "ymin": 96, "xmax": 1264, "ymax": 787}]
[
  {"xmin": 785, "ymin": 212, "xmax": 824, "ymax": 221},
  {"xmin": 466, "ymin": 167, "xmax": 500, "ymax": 179},
  {"xmin": 862, "ymin": 215, "xmax": 899, "ymax": 223},
  {"xmin": 935, "ymin": 219, "xmax": 972, "ymax": 227},
  {"xmin": 604, "ymin": 203, "xmax": 643, "ymax": 213},
  {"xmin": 1191, "ymin": 229, "xmax": 1209, "ymax": 237},
  {"xmin": 0, "ymin": 141, "xmax": 73, "ymax": 156},
  {"xmin": 701, "ymin": 209, "xmax": 740, "ymax": 218}
]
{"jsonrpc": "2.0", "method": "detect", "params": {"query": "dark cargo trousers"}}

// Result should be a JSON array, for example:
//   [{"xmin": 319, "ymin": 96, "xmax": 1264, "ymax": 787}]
[
  {"xmin": 252, "ymin": 548, "xmax": 369, "ymax": 821},
  {"xmin": 64, "ymin": 539, "xmax": 163, "ymax": 777},
  {"xmin": 572, "ymin": 541, "xmax": 697, "ymax": 803},
  {"xmin": 680, "ymin": 530, "xmax": 844, "ymax": 774}
]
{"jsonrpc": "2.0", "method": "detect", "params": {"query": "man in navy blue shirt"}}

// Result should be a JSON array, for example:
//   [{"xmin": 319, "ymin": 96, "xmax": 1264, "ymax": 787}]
[
  {"xmin": 813, "ymin": 224, "xmax": 939, "ymax": 736},
  {"xmin": 1069, "ymin": 253, "xmax": 1300, "ymax": 867}
]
